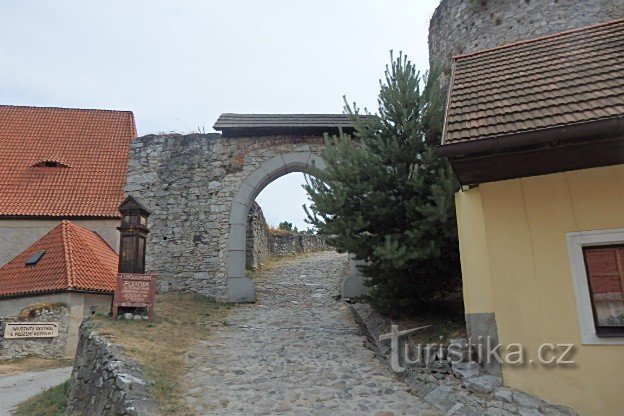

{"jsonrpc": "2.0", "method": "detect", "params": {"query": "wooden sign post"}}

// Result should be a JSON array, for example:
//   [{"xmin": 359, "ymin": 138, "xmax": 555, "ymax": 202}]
[
  {"xmin": 113, "ymin": 196, "xmax": 157, "ymax": 320},
  {"xmin": 112, "ymin": 273, "xmax": 157, "ymax": 320}
]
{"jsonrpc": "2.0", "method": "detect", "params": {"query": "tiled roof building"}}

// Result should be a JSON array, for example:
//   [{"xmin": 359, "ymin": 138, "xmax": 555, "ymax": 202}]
[
  {"xmin": 0, "ymin": 221, "xmax": 118, "ymax": 297},
  {"xmin": 0, "ymin": 105, "xmax": 136, "ymax": 217},
  {"xmin": 0, "ymin": 105, "xmax": 136, "ymax": 267},
  {"xmin": 438, "ymin": 19, "xmax": 624, "ymax": 185},
  {"xmin": 445, "ymin": 19, "xmax": 624, "ymax": 415}
]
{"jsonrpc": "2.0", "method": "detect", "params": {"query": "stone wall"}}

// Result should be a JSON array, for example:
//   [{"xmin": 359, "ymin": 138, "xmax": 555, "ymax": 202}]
[
  {"xmin": 67, "ymin": 319, "xmax": 157, "ymax": 416},
  {"xmin": 125, "ymin": 133, "xmax": 324, "ymax": 300},
  {"xmin": 245, "ymin": 202, "xmax": 331, "ymax": 268},
  {"xmin": 246, "ymin": 202, "xmax": 270, "ymax": 270},
  {"xmin": 428, "ymin": 0, "xmax": 624, "ymax": 89},
  {"xmin": 0, "ymin": 303, "xmax": 69, "ymax": 360},
  {"xmin": 268, "ymin": 231, "xmax": 330, "ymax": 256}
]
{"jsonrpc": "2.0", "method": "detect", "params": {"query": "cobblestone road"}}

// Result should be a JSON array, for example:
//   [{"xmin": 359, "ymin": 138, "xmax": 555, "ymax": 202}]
[{"xmin": 185, "ymin": 251, "xmax": 439, "ymax": 415}]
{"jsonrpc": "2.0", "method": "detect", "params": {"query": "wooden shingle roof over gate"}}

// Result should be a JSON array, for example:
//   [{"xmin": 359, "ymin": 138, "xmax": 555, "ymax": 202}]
[
  {"xmin": 213, "ymin": 113, "xmax": 374, "ymax": 137},
  {"xmin": 438, "ymin": 19, "xmax": 624, "ymax": 185}
]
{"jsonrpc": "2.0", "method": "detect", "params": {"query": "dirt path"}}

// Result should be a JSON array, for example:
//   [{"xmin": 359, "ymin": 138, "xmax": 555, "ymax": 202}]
[
  {"xmin": 0, "ymin": 366, "xmax": 71, "ymax": 415},
  {"xmin": 184, "ymin": 252, "xmax": 438, "ymax": 415}
]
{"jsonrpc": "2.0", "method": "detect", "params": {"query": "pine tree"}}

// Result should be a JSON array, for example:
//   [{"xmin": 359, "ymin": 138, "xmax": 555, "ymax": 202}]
[{"xmin": 304, "ymin": 52, "xmax": 461, "ymax": 316}]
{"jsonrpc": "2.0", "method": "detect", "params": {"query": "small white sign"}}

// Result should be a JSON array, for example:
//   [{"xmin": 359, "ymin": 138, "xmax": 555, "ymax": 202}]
[{"xmin": 4, "ymin": 322, "xmax": 59, "ymax": 339}]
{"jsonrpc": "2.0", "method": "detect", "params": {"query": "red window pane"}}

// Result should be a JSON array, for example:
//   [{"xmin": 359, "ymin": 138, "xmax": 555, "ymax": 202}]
[{"xmin": 583, "ymin": 245, "xmax": 624, "ymax": 332}]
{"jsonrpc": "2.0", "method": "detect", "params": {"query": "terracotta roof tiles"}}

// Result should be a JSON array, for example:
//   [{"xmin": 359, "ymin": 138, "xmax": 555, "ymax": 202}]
[
  {"xmin": 0, "ymin": 221, "xmax": 118, "ymax": 297},
  {"xmin": 0, "ymin": 105, "xmax": 136, "ymax": 217}
]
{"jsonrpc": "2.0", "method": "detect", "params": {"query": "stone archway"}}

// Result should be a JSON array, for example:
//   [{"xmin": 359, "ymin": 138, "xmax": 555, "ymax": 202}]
[
  {"xmin": 124, "ymin": 114, "xmax": 369, "ymax": 303},
  {"xmin": 226, "ymin": 152, "xmax": 325, "ymax": 302}
]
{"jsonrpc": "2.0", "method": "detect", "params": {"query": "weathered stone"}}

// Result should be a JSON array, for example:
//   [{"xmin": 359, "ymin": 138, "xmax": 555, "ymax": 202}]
[
  {"xmin": 513, "ymin": 391, "xmax": 542, "ymax": 409},
  {"xmin": 494, "ymin": 387, "xmax": 514, "ymax": 403},
  {"xmin": 184, "ymin": 252, "xmax": 436, "ymax": 414},
  {"xmin": 66, "ymin": 319, "xmax": 157, "ymax": 416},
  {"xmin": 451, "ymin": 361, "xmax": 481, "ymax": 379},
  {"xmin": 0, "ymin": 304, "xmax": 70, "ymax": 360},
  {"xmin": 125, "ymin": 133, "xmax": 327, "ymax": 301},
  {"xmin": 424, "ymin": 385, "xmax": 456, "ymax": 412},
  {"xmin": 462, "ymin": 375, "xmax": 503, "ymax": 395}
]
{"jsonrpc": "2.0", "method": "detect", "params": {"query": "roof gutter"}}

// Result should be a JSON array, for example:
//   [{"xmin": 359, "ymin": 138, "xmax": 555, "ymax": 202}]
[{"xmin": 436, "ymin": 116, "xmax": 624, "ymax": 158}]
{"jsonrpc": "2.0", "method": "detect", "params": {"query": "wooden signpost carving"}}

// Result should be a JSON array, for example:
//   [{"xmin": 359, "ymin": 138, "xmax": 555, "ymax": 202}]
[{"xmin": 112, "ymin": 273, "xmax": 157, "ymax": 320}]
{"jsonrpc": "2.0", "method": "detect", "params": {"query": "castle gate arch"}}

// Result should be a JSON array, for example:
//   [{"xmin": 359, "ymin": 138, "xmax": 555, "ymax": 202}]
[
  {"xmin": 125, "ymin": 114, "xmax": 364, "ymax": 303},
  {"xmin": 226, "ymin": 152, "xmax": 325, "ymax": 302}
]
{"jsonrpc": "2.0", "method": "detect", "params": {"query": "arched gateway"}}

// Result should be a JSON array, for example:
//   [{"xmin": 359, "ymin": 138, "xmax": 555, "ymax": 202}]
[{"xmin": 125, "ymin": 114, "xmax": 359, "ymax": 302}]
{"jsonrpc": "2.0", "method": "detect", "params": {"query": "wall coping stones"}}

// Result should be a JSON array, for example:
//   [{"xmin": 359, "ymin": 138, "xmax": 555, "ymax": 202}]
[{"xmin": 67, "ymin": 319, "xmax": 157, "ymax": 416}]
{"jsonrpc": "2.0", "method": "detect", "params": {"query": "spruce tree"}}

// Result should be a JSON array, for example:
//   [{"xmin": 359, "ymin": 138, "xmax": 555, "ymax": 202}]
[{"xmin": 304, "ymin": 52, "xmax": 461, "ymax": 316}]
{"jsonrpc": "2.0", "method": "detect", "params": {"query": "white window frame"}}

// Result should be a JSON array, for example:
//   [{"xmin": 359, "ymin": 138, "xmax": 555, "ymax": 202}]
[{"xmin": 566, "ymin": 228, "xmax": 624, "ymax": 345}]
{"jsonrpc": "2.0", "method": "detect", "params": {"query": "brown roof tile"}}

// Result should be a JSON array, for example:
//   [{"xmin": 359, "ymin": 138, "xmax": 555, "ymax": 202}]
[
  {"xmin": 0, "ymin": 221, "xmax": 118, "ymax": 297},
  {"xmin": 441, "ymin": 19, "xmax": 624, "ymax": 146},
  {"xmin": 0, "ymin": 105, "xmax": 136, "ymax": 217}
]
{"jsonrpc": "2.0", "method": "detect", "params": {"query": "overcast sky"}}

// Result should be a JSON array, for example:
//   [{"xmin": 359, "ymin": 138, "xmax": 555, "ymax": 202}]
[{"xmin": 1, "ymin": 0, "xmax": 440, "ymax": 229}]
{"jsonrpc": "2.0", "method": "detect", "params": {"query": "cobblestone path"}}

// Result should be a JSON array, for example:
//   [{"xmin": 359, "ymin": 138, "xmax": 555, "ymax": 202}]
[{"xmin": 185, "ymin": 251, "xmax": 439, "ymax": 415}]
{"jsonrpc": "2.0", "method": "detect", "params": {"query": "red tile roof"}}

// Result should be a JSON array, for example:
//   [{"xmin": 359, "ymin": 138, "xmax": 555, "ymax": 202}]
[
  {"xmin": 0, "ymin": 105, "xmax": 137, "ymax": 217},
  {"xmin": 0, "ymin": 221, "xmax": 118, "ymax": 297},
  {"xmin": 441, "ymin": 19, "xmax": 624, "ymax": 145}
]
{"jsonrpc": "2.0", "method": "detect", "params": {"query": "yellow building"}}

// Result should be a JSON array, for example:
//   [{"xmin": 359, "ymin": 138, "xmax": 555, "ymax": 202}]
[{"xmin": 438, "ymin": 20, "xmax": 624, "ymax": 416}]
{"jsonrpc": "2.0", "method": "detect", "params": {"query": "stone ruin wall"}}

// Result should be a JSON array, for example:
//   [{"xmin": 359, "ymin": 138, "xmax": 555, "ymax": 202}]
[
  {"xmin": 0, "ymin": 303, "xmax": 69, "ymax": 360},
  {"xmin": 246, "ymin": 202, "xmax": 270, "ymax": 269},
  {"xmin": 67, "ymin": 319, "xmax": 157, "ymax": 416},
  {"xmin": 125, "ymin": 133, "xmax": 324, "ymax": 300},
  {"xmin": 429, "ymin": 0, "xmax": 624, "ymax": 89},
  {"xmin": 267, "ymin": 232, "xmax": 330, "ymax": 257},
  {"xmin": 246, "ymin": 201, "xmax": 331, "ymax": 270}
]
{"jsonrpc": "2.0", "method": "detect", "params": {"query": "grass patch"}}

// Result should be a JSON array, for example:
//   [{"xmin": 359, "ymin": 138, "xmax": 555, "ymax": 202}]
[
  {"xmin": 93, "ymin": 292, "xmax": 231, "ymax": 416},
  {"xmin": 13, "ymin": 380, "xmax": 69, "ymax": 416},
  {"xmin": 0, "ymin": 356, "xmax": 72, "ymax": 377}
]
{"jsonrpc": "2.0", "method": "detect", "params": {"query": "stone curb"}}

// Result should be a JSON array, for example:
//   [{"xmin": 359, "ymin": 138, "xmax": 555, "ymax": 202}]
[{"xmin": 349, "ymin": 303, "xmax": 580, "ymax": 416}]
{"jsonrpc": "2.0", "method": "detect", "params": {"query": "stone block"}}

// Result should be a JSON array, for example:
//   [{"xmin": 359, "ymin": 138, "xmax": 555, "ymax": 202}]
[
  {"xmin": 513, "ymin": 391, "xmax": 541, "ymax": 409},
  {"xmin": 462, "ymin": 375, "xmax": 503, "ymax": 395},
  {"xmin": 244, "ymin": 166, "xmax": 271, "ymax": 191},
  {"xmin": 424, "ymin": 385, "xmax": 457, "ymax": 412},
  {"xmin": 228, "ymin": 277, "xmax": 255, "ymax": 302},
  {"xmin": 465, "ymin": 312, "xmax": 502, "ymax": 377},
  {"xmin": 341, "ymin": 274, "xmax": 368, "ymax": 298},
  {"xmin": 229, "ymin": 201, "xmax": 250, "ymax": 226},
  {"xmin": 228, "ymin": 223, "xmax": 247, "ymax": 250},
  {"xmin": 281, "ymin": 152, "xmax": 311, "ymax": 173},
  {"xmin": 227, "ymin": 250, "xmax": 246, "ymax": 278},
  {"xmin": 451, "ymin": 361, "xmax": 481, "ymax": 379},
  {"xmin": 260, "ymin": 155, "xmax": 288, "ymax": 180},
  {"xmin": 308, "ymin": 154, "xmax": 326, "ymax": 172},
  {"xmin": 493, "ymin": 387, "xmax": 513, "ymax": 403}
]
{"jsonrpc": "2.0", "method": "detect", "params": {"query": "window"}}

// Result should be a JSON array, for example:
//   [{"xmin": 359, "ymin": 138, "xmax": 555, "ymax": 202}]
[
  {"xmin": 583, "ymin": 245, "xmax": 624, "ymax": 337},
  {"xmin": 32, "ymin": 160, "xmax": 69, "ymax": 168},
  {"xmin": 25, "ymin": 250, "xmax": 46, "ymax": 266},
  {"xmin": 567, "ymin": 229, "xmax": 624, "ymax": 344}
]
